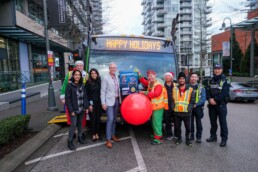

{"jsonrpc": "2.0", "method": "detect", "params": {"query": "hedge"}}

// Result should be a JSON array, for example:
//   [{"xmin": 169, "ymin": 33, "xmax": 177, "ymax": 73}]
[{"xmin": 0, "ymin": 115, "xmax": 31, "ymax": 145}]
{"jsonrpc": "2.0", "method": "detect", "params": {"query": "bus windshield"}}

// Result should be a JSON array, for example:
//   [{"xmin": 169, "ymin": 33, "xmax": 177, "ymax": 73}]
[{"xmin": 89, "ymin": 50, "xmax": 177, "ymax": 82}]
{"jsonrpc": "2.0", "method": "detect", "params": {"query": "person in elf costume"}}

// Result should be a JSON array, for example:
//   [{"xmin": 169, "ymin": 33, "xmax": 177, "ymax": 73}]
[
  {"xmin": 138, "ymin": 70, "xmax": 164, "ymax": 145},
  {"xmin": 60, "ymin": 60, "xmax": 88, "ymax": 127}
]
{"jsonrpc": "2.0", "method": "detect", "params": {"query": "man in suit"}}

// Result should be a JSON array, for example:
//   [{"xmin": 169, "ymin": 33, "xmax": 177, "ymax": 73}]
[{"xmin": 101, "ymin": 62, "xmax": 120, "ymax": 148}]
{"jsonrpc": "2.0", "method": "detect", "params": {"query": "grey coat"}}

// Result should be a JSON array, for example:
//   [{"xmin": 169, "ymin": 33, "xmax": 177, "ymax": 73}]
[{"xmin": 101, "ymin": 74, "xmax": 120, "ymax": 106}]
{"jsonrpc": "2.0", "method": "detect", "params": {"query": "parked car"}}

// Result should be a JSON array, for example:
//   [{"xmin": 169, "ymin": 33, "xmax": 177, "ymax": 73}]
[{"xmin": 229, "ymin": 82, "xmax": 258, "ymax": 103}]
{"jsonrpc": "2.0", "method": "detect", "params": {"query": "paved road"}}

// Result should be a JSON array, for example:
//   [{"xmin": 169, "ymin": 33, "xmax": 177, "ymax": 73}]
[{"xmin": 15, "ymin": 101, "xmax": 258, "ymax": 172}]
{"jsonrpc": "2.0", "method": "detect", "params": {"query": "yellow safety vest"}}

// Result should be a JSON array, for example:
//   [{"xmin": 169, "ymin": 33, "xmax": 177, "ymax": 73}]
[
  {"xmin": 148, "ymin": 80, "xmax": 164, "ymax": 110},
  {"xmin": 173, "ymin": 86, "xmax": 193, "ymax": 112},
  {"xmin": 163, "ymin": 83, "xmax": 176, "ymax": 110}
]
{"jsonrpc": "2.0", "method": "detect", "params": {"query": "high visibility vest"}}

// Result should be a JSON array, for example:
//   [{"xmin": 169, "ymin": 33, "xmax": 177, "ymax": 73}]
[
  {"xmin": 148, "ymin": 80, "xmax": 164, "ymax": 110},
  {"xmin": 195, "ymin": 84, "xmax": 202, "ymax": 103},
  {"xmin": 173, "ymin": 86, "xmax": 193, "ymax": 112},
  {"xmin": 163, "ymin": 83, "xmax": 176, "ymax": 110}
]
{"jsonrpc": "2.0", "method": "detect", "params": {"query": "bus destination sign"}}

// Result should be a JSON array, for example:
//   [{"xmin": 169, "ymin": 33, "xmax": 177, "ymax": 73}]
[{"xmin": 91, "ymin": 37, "xmax": 174, "ymax": 53}]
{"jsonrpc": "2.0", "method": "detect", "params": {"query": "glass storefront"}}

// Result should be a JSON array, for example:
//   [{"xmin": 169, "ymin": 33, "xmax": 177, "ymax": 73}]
[
  {"xmin": 31, "ymin": 46, "xmax": 49, "ymax": 83},
  {"xmin": 0, "ymin": 37, "xmax": 20, "ymax": 92}
]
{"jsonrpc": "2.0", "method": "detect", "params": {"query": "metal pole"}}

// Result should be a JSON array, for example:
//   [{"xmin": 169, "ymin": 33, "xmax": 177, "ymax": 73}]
[
  {"xmin": 43, "ymin": 0, "xmax": 58, "ymax": 111},
  {"xmin": 250, "ymin": 28, "xmax": 255, "ymax": 77},
  {"xmin": 230, "ymin": 22, "xmax": 233, "ymax": 81}
]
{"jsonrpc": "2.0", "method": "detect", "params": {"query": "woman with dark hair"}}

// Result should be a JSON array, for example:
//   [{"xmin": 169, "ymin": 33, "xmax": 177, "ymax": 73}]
[
  {"xmin": 65, "ymin": 70, "xmax": 89, "ymax": 150},
  {"xmin": 85, "ymin": 68, "xmax": 102, "ymax": 142}
]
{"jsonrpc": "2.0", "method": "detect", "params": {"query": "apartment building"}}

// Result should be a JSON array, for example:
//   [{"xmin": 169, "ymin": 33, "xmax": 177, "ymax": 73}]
[
  {"xmin": 141, "ymin": 0, "xmax": 212, "ymax": 74},
  {"xmin": 0, "ymin": 0, "xmax": 92, "ymax": 92}
]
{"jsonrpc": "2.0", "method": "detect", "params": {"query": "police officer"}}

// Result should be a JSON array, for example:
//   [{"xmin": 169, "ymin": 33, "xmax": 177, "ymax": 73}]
[{"xmin": 206, "ymin": 64, "xmax": 230, "ymax": 147}]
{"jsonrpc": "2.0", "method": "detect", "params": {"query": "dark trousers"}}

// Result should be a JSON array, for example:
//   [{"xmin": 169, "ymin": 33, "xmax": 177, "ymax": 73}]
[
  {"xmin": 191, "ymin": 106, "xmax": 204, "ymax": 139},
  {"xmin": 89, "ymin": 103, "xmax": 102, "ymax": 135},
  {"xmin": 164, "ymin": 109, "xmax": 174, "ymax": 137},
  {"xmin": 208, "ymin": 104, "xmax": 228, "ymax": 141},
  {"xmin": 174, "ymin": 113, "xmax": 191, "ymax": 140},
  {"xmin": 68, "ymin": 112, "xmax": 84, "ymax": 141}
]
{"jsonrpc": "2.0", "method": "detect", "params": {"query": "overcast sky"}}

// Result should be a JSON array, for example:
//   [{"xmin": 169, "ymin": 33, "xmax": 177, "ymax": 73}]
[{"xmin": 103, "ymin": 0, "xmax": 249, "ymax": 36}]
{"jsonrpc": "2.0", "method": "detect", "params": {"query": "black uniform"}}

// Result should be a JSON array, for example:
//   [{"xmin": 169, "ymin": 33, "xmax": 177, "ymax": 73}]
[
  {"xmin": 206, "ymin": 74, "xmax": 230, "ymax": 142},
  {"xmin": 163, "ymin": 82, "xmax": 174, "ymax": 138}
]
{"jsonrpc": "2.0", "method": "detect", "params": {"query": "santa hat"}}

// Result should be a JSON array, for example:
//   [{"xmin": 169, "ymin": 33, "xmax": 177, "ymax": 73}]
[
  {"xmin": 75, "ymin": 60, "xmax": 84, "ymax": 66},
  {"xmin": 164, "ymin": 72, "xmax": 174, "ymax": 78},
  {"xmin": 147, "ymin": 70, "xmax": 156, "ymax": 76}
]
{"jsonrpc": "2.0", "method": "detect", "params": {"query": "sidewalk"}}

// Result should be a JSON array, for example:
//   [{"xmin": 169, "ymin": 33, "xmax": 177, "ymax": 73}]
[
  {"xmin": 0, "ymin": 93, "xmax": 64, "ymax": 131},
  {"xmin": 0, "ymin": 93, "xmax": 65, "ymax": 171}
]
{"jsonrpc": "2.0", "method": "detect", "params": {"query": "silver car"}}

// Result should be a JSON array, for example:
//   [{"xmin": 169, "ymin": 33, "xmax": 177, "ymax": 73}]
[{"xmin": 229, "ymin": 82, "xmax": 258, "ymax": 103}]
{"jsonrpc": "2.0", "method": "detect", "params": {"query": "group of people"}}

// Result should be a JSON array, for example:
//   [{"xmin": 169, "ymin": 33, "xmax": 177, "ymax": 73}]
[{"xmin": 60, "ymin": 60, "xmax": 230, "ymax": 150}]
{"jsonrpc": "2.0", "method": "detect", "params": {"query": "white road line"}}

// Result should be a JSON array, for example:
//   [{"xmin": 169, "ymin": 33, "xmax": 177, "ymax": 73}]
[
  {"xmin": 25, "ymin": 136, "xmax": 131, "ymax": 165},
  {"xmin": 127, "ymin": 128, "xmax": 147, "ymax": 172},
  {"xmin": 53, "ymin": 129, "xmax": 90, "ymax": 138}
]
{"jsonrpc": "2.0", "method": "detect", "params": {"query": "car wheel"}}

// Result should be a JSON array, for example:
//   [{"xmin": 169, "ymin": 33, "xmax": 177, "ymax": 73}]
[{"xmin": 247, "ymin": 99, "xmax": 256, "ymax": 103}]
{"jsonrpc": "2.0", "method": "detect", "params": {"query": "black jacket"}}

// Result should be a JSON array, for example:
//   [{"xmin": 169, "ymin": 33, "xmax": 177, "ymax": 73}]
[
  {"xmin": 85, "ymin": 79, "xmax": 101, "ymax": 105},
  {"xmin": 206, "ymin": 74, "xmax": 230, "ymax": 104},
  {"xmin": 65, "ymin": 82, "xmax": 89, "ymax": 114}
]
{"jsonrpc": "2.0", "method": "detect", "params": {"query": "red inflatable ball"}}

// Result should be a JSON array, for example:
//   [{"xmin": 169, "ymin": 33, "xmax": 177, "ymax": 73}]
[{"xmin": 121, "ymin": 93, "xmax": 152, "ymax": 125}]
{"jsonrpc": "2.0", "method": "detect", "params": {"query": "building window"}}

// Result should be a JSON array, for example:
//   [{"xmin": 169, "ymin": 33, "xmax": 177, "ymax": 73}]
[
  {"xmin": 28, "ymin": 0, "xmax": 44, "ymax": 25},
  {"xmin": 16, "ymin": 0, "xmax": 23, "ymax": 12},
  {"xmin": 0, "ymin": 37, "xmax": 20, "ymax": 92}
]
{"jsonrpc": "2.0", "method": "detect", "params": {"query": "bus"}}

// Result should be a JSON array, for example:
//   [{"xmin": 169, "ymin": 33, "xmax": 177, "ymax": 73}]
[{"xmin": 88, "ymin": 35, "xmax": 178, "ymax": 84}]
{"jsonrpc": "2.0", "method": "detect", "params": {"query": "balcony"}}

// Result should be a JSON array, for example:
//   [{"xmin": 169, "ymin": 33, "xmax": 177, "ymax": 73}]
[
  {"xmin": 204, "ymin": 8, "xmax": 212, "ymax": 14},
  {"xmin": 152, "ymin": 16, "xmax": 164, "ymax": 23},
  {"xmin": 141, "ymin": 0, "xmax": 146, "ymax": 5},
  {"xmin": 180, "ymin": 3, "xmax": 192, "ymax": 9},
  {"xmin": 157, "ymin": 9, "xmax": 167, "ymax": 16},
  {"xmin": 180, "ymin": 37, "xmax": 192, "ymax": 42},
  {"xmin": 152, "ymin": 4, "xmax": 164, "ymax": 10},
  {"xmin": 204, "ymin": 21, "xmax": 212, "ymax": 27},
  {"xmin": 156, "ymin": 0, "xmax": 164, "ymax": 3},
  {"xmin": 180, "ymin": 9, "xmax": 192, "ymax": 14},
  {"xmin": 180, "ymin": 0, "xmax": 191, "ymax": 2},
  {"xmin": 180, "ymin": 31, "xmax": 192, "ymax": 35},
  {"xmin": 157, "ymin": 23, "xmax": 167, "ymax": 29},
  {"xmin": 152, "ymin": 31, "xmax": 164, "ymax": 37},
  {"xmin": 180, "ymin": 16, "xmax": 192, "ymax": 21},
  {"xmin": 180, "ymin": 23, "xmax": 192, "ymax": 28}
]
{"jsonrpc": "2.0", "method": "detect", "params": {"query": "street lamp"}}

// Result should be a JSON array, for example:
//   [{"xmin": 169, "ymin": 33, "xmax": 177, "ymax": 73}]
[{"xmin": 220, "ymin": 17, "xmax": 233, "ymax": 79}]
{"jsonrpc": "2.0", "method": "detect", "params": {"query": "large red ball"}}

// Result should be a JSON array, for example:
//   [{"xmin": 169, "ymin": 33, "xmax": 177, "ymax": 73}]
[{"xmin": 121, "ymin": 93, "xmax": 152, "ymax": 125}]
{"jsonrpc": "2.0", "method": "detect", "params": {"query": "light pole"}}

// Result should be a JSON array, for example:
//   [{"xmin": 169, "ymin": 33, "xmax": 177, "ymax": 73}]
[
  {"xmin": 220, "ymin": 17, "xmax": 233, "ymax": 80},
  {"xmin": 43, "ymin": 0, "xmax": 58, "ymax": 111}
]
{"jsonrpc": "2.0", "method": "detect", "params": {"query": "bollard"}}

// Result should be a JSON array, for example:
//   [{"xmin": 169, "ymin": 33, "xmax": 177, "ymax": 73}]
[{"xmin": 21, "ymin": 82, "xmax": 26, "ymax": 115}]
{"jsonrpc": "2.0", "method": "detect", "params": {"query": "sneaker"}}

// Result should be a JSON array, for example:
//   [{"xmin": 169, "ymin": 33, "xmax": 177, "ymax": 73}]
[
  {"xmin": 186, "ymin": 140, "xmax": 192, "ymax": 147},
  {"xmin": 206, "ymin": 137, "xmax": 217, "ymax": 142},
  {"xmin": 151, "ymin": 139, "xmax": 163, "ymax": 145},
  {"xmin": 175, "ymin": 139, "xmax": 183, "ymax": 145},
  {"xmin": 166, "ymin": 136, "xmax": 173, "ymax": 141},
  {"xmin": 196, "ymin": 138, "xmax": 202, "ymax": 143}
]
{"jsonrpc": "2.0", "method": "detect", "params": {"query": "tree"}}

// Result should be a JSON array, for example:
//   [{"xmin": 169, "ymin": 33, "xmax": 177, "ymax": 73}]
[
  {"xmin": 222, "ymin": 29, "xmax": 243, "ymax": 75},
  {"xmin": 240, "ymin": 36, "xmax": 258, "ymax": 74},
  {"xmin": 193, "ymin": 0, "xmax": 212, "ymax": 82}
]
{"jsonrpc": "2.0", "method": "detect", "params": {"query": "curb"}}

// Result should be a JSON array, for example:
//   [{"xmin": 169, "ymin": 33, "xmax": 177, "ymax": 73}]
[{"xmin": 0, "ymin": 124, "xmax": 61, "ymax": 172}]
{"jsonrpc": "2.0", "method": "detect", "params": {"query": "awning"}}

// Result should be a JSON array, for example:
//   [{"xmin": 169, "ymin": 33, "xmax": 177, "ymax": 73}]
[
  {"xmin": 0, "ymin": 26, "xmax": 72, "ymax": 53},
  {"xmin": 232, "ymin": 17, "xmax": 258, "ymax": 30}
]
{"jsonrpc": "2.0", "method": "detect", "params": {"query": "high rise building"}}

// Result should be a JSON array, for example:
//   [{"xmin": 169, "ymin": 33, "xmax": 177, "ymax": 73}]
[
  {"xmin": 92, "ymin": 0, "xmax": 103, "ymax": 34},
  {"xmin": 141, "ymin": 0, "xmax": 212, "ymax": 74}
]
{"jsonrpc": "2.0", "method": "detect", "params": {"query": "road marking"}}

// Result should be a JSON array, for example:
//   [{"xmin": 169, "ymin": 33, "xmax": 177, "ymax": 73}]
[
  {"xmin": 53, "ymin": 129, "xmax": 90, "ymax": 138},
  {"xmin": 25, "ymin": 136, "xmax": 131, "ymax": 165},
  {"xmin": 126, "ymin": 128, "xmax": 147, "ymax": 172}
]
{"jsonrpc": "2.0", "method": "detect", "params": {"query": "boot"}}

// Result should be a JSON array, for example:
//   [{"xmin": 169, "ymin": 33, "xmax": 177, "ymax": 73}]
[
  {"xmin": 68, "ymin": 140, "xmax": 76, "ymax": 150},
  {"xmin": 78, "ymin": 136, "xmax": 86, "ymax": 144},
  {"xmin": 206, "ymin": 136, "xmax": 217, "ymax": 142}
]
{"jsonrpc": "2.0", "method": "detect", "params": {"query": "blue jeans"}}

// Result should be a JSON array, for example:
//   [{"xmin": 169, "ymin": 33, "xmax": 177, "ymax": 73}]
[{"xmin": 106, "ymin": 98, "xmax": 119, "ymax": 140}]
